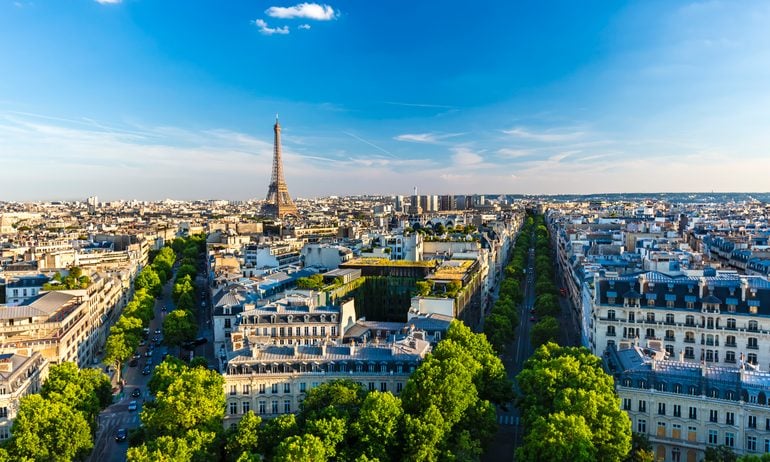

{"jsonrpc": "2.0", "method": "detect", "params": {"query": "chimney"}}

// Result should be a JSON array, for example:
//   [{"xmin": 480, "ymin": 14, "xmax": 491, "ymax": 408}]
[
  {"xmin": 349, "ymin": 340, "xmax": 356, "ymax": 356},
  {"xmin": 320, "ymin": 341, "xmax": 327, "ymax": 357}
]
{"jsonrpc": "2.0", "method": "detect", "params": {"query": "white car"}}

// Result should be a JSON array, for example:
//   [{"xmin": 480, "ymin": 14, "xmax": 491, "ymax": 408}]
[{"xmin": 128, "ymin": 400, "xmax": 138, "ymax": 412}]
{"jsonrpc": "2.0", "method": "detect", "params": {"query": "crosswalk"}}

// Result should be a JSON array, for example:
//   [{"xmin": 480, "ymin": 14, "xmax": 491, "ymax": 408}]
[
  {"xmin": 100, "ymin": 411, "xmax": 141, "ymax": 427},
  {"xmin": 498, "ymin": 414, "xmax": 519, "ymax": 426}
]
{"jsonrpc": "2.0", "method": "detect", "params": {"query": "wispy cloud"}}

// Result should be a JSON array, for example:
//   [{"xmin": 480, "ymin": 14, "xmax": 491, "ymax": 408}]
[
  {"xmin": 253, "ymin": 19, "xmax": 290, "ymax": 36},
  {"xmin": 95, "ymin": 0, "xmax": 121, "ymax": 3},
  {"xmin": 298, "ymin": 24, "xmax": 312, "ymax": 30},
  {"xmin": 266, "ymin": 3, "xmax": 337, "ymax": 21},
  {"xmin": 451, "ymin": 147, "xmax": 483, "ymax": 166},
  {"xmin": 394, "ymin": 132, "xmax": 463, "ymax": 144},
  {"xmin": 496, "ymin": 148, "xmax": 531, "ymax": 158},
  {"xmin": 503, "ymin": 126, "xmax": 584, "ymax": 142},
  {"xmin": 384, "ymin": 101, "xmax": 456, "ymax": 109},
  {"xmin": 342, "ymin": 131, "xmax": 396, "ymax": 158}
]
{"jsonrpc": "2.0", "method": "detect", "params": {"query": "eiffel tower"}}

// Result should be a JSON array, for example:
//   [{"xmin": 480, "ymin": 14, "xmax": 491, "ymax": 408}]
[{"xmin": 262, "ymin": 116, "xmax": 298, "ymax": 218}]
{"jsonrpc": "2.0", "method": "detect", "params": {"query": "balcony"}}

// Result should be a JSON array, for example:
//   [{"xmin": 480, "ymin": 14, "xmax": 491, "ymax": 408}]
[
  {"xmin": 747, "ymin": 344, "xmax": 759, "ymax": 350},
  {"xmin": 684, "ymin": 338, "xmax": 695, "ymax": 344},
  {"xmin": 664, "ymin": 336, "xmax": 676, "ymax": 342},
  {"xmin": 725, "ymin": 341, "xmax": 737, "ymax": 348}
]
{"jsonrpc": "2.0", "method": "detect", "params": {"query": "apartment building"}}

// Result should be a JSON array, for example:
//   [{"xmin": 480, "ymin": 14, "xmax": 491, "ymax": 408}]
[
  {"xmin": 0, "ymin": 351, "xmax": 48, "ymax": 441},
  {"xmin": 608, "ymin": 345, "xmax": 770, "ymax": 462},
  {"xmin": 222, "ymin": 333, "xmax": 431, "ymax": 427},
  {"xmin": 592, "ymin": 270, "xmax": 770, "ymax": 371}
]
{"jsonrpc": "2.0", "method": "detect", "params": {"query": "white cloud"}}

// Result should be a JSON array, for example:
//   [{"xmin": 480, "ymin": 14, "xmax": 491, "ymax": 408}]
[
  {"xmin": 266, "ymin": 3, "xmax": 337, "ymax": 20},
  {"xmin": 451, "ymin": 147, "xmax": 483, "ymax": 166},
  {"xmin": 503, "ymin": 126, "xmax": 584, "ymax": 142},
  {"xmin": 394, "ymin": 132, "xmax": 463, "ymax": 144},
  {"xmin": 497, "ymin": 148, "xmax": 531, "ymax": 158},
  {"xmin": 253, "ymin": 19, "xmax": 290, "ymax": 36},
  {"xmin": 95, "ymin": 0, "xmax": 121, "ymax": 3},
  {"xmin": 298, "ymin": 24, "xmax": 312, "ymax": 30}
]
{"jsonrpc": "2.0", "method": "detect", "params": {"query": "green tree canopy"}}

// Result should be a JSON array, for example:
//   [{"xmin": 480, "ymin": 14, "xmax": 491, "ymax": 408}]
[
  {"xmin": 8, "ymin": 394, "xmax": 93, "ymax": 462},
  {"xmin": 530, "ymin": 316, "xmax": 560, "ymax": 348}
]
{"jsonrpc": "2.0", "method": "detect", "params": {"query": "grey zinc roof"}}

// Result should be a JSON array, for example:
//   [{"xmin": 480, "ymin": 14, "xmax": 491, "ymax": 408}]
[{"xmin": 0, "ymin": 291, "xmax": 78, "ymax": 320}]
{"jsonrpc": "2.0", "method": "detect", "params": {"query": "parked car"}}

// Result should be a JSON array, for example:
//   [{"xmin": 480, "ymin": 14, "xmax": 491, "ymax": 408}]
[
  {"xmin": 128, "ymin": 358, "xmax": 138, "ymax": 367},
  {"xmin": 142, "ymin": 366, "xmax": 151, "ymax": 376},
  {"xmin": 133, "ymin": 352, "xmax": 141, "ymax": 359},
  {"xmin": 529, "ymin": 316, "xmax": 537, "ymax": 322},
  {"xmin": 114, "ymin": 428, "xmax": 127, "ymax": 442},
  {"xmin": 145, "ymin": 349, "xmax": 152, "ymax": 357},
  {"xmin": 154, "ymin": 329, "xmax": 161, "ymax": 335},
  {"xmin": 131, "ymin": 388, "xmax": 141, "ymax": 398},
  {"xmin": 128, "ymin": 400, "xmax": 138, "ymax": 412}
]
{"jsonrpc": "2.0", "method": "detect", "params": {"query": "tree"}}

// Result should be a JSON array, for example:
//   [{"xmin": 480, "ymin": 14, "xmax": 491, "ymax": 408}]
[
  {"xmin": 273, "ymin": 434, "xmax": 327, "ymax": 462},
  {"xmin": 516, "ymin": 343, "xmax": 631, "ymax": 462},
  {"xmin": 530, "ymin": 316, "xmax": 560, "ymax": 348},
  {"xmin": 483, "ymin": 312, "xmax": 513, "ymax": 353},
  {"xmin": 141, "ymin": 364, "xmax": 225, "ymax": 438},
  {"xmin": 8, "ymin": 394, "xmax": 93, "ymax": 462},
  {"xmin": 41, "ymin": 362, "xmax": 111, "ymax": 426},
  {"xmin": 350, "ymin": 391, "xmax": 404, "ymax": 461},
  {"xmin": 402, "ymin": 404, "xmax": 446, "ymax": 462},
  {"xmin": 534, "ymin": 293, "xmax": 560, "ymax": 318},
  {"xmin": 705, "ymin": 445, "xmax": 738, "ymax": 462},
  {"xmin": 415, "ymin": 281, "xmax": 432, "ymax": 297},
  {"xmin": 299, "ymin": 379, "xmax": 366, "ymax": 423},
  {"xmin": 225, "ymin": 411, "xmax": 262, "ymax": 461},
  {"xmin": 104, "ymin": 331, "xmax": 134, "ymax": 372},
  {"xmin": 135, "ymin": 267, "xmax": 162, "ymax": 296},
  {"xmin": 625, "ymin": 433, "xmax": 654, "ymax": 462},
  {"xmin": 163, "ymin": 309, "xmax": 197, "ymax": 348},
  {"xmin": 517, "ymin": 412, "xmax": 596, "ymax": 462},
  {"xmin": 258, "ymin": 414, "xmax": 298, "ymax": 460},
  {"xmin": 296, "ymin": 274, "xmax": 325, "ymax": 291}
]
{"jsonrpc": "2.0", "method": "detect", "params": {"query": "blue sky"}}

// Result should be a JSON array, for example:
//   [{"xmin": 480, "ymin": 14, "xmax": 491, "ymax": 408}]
[{"xmin": 2, "ymin": 1, "xmax": 770, "ymax": 201}]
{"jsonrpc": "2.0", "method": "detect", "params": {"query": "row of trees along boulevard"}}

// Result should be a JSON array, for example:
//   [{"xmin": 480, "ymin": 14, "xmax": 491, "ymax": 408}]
[
  {"xmin": 162, "ymin": 235, "xmax": 207, "ymax": 355},
  {"xmin": 482, "ymin": 214, "xmax": 536, "ymax": 353}
]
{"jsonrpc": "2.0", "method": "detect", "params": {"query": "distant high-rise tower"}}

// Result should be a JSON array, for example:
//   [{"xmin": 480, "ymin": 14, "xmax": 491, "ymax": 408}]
[{"xmin": 262, "ymin": 116, "xmax": 298, "ymax": 218}]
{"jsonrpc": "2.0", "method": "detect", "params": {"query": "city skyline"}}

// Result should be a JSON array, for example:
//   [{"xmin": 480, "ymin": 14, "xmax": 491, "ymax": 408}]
[{"xmin": 3, "ymin": 1, "xmax": 770, "ymax": 201}]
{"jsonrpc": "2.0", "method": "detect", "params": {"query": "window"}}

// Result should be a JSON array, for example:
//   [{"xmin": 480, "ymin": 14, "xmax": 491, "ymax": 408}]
[
  {"xmin": 608, "ymin": 309, "xmax": 616, "ymax": 320},
  {"xmin": 665, "ymin": 345, "xmax": 674, "ymax": 356},
  {"xmin": 0, "ymin": 408, "xmax": 7, "ymax": 418},
  {"xmin": 673, "ymin": 405, "xmax": 681, "ymax": 418},
  {"xmin": 647, "ymin": 312, "xmax": 655, "ymax": 323},
  {"xmin": 725, "ymin": 432, "xmax": 735, "ymax": 448},
  {"xmin": 709, "ymin": 430, "xmax": 719, "ymax": 445},
  {"xmin": 0, "ymin": 428, "xmax": 8, "ymax": 440},
  {"xmin": 320, "ymin": 326, "xmax": 326, "ymax": 336},
  {"xmin": 312, "ymin": 326, "xmax": 317, "ymax": 336},
  {"xmin": 688, "ymin": 407, "xmax": 697, "ymax": 419},
  {"xmin": 243, "ymin": 384, "xmax": 250, "ymax": 395},
  {"xmin": 666, "ymin": 313, "xmax": 674, "ymax": 324},
  {"xmin": 259, "ymin": 401, "xmax": 266, "ymax": 415},
  {"xmin": 638, "ymin": 400, "xmax": 647, "ymax": 413},
  {"xmin": 259, "ymin": 384, "xmax": 266, "ymax": 394},
  {"xmin": 284, "ymin": 383, "xmax": 291, "ymax": 393},
  {"xmin": 726, "ymin": 351, "xmax": 736, "ymax": 363},
  {"xmin": 748, "ymin": 337, "xmax": 759, "ymax": 349},
  {"xmin": 726, "ymin": 335, "xmax": 736, "ymax": 347},
  {"xmin": 381, "ymin": 382, "xmax": 387, "ymax": 392},
  {"xmin": 685, "ymin": 347, "xmax": 694, "ymax": 359},
  {"xmin": 272, "ymin": 383, "xmax": 278, "ymax": 394},
  {"xmin": 396, "ymin": 382, "xmax": 403, "ymax": 393},
  {"xmin": 710, "ymin": 410, "xmax": 718, "ymax": 423},
  {"xmin": 671, "ymin": 447, "xmax": 681, "ymax": 462},
  {"xmin": 229, "ymin": 402, "xmax": 238, "ymax": 415},
  {"xmin": 684, "ymin": 331, "xmax": 695, "ymax": 343},
  {"xmin": 300, "ymin": 382, "xmax": 306, "ymax": 393},
  {"xmin": 749, "ymin": 320, "xmax": 759, "ymax": 332},
  {"xmin": 658, "ymin": 403, "xmax": 666, "ymax": 415},
  {"xmin": 665, "ymin": 330, "xmax": 675, "ymax": 341},
  {"xmin": 747, "ymin": 436, "xmax": 757, "ymax": 452},
  {"xmin": 242, "ymin": 402, "xmax": 250, "ymax": 414},
  {"xmin": 727, "ymin": 318, "xmax": 736, "ymax": 329},
  {"xmin": 230, "ymin": 385, "xmax": 237, "ymax": 396},
  {"xmin": 765, "ymin": 439, "xmax": 770, "ymax": 453},
  {"xmin": 748, "ymin": 353, "xmax": 758, "ymax": 365},
  {"xmin": 726, "ymin": 412, "xmax": 735, "ymax": 425},
  {"xmin": 748, "ymin": 415, "xmax": 757, "ymax": 429},
  {"xmin": 657, "ymin": 421, "xmax": 667, "ymax": 436},
  {"xmin": 686, "ymin": 315, "xmax": 695, "ymax": 326},
  {"xmin": 607, "ymin": 326, "xmax": 616, "ymax": 336},
  {"xmin": 637, "ymin": 419, "xmax": 647, "ymax": 434},
  {"xmin": 224, "ymin": 318, "xmax": 231, "ymax": 329},
  {"xmin": 272, "ymin": 401, "xmax": 279, "ymax": 414},
  {"xmin": 645, "ymin": 328, "xmax": 655, "ymax": 339},
  {"xmin": 284, "ymin": 400, "xmax": 291, "ymax": 413},
  {"xmin": 368, "ymin": 382, "xmax": 375, "ymax": 391}
]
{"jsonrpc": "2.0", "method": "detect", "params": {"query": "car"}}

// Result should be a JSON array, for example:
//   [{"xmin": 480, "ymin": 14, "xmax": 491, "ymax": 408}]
[
  {"xmin": 133, "ymin": 352, "xmax": 141, "ymax": 359},
  {"xmin": 182, "ymin": 337, "xmax": 208, "ymax": 350},
  {"xmin": 139, "ymin": 339, "xmax": 146, "ymax": 346},
  {"xmin": 146, "ymin": 358, "xmax": 153, "ymax": 366},
  {"xmin": 152, "ymin": 336, "xmax": 160, "ymax": 343},
  {"xmin": 145, "ymin": 350, "xmax": 152, "ymax": 357},
  {"xmin": 529, "ymin": 316, "xmax": 537, "ymax": 322},
  {"xmin": 128, "ymin": 400, "xmax": 138, "ymax": 412},
  {"xmin": 114, "ymin": 428, "xmax": 127, "ymax": 442},
  {"xmin": 128, "ymin": 358, "xmax": 138, "ymax": 367},
  {"xmin": 131, "ymin": 388, "xmax": 141, "ymax": 398},
  {"xmin": 142, "ymin": 366, "xmax": 151, "ymax": 376},
  {"xmin": 161, "ymin": 306, "xmax": 167, "ymax": 312},
  {"xmin": 154, "ymin": 329, "xmax": 161, "ymax": 335}
]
